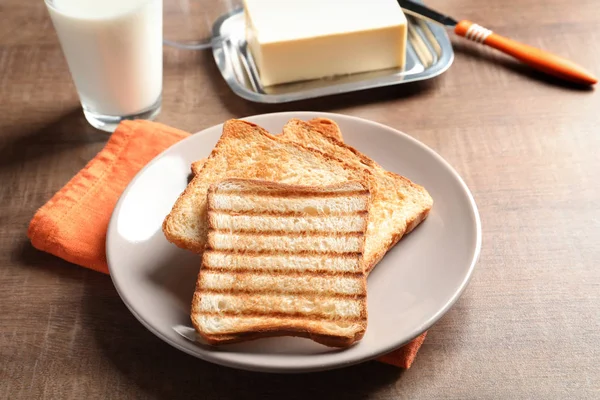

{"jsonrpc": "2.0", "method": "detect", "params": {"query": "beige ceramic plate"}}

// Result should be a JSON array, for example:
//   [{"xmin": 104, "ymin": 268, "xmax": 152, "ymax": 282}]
[{"xmin": 106, "ymin": 112, "xmax": 481, "ymax": 373}]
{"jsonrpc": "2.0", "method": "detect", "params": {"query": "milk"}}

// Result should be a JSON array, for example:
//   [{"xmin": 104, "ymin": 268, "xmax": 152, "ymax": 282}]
[{"xmin": 47, "ymin": 0, "xmax": 162, "ymax": 117}]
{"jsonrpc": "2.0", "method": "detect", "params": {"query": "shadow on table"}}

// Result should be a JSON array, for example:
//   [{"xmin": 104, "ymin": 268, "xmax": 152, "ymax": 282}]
[
  {"xmin": 17, "ymin": 240, "xmax": 91, "ymax": 283},
  {"xmin": 0, "ymin": 109, "xmax": 106, "ymax": 172},
  {"xmin": 450, "ymin": 39, "xmax": 594, "ymax": 91}
]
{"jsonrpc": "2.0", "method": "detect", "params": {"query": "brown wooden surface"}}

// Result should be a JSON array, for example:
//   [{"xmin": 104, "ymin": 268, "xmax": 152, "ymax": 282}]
[{"xmin": 1, "ymin": 0, "xmax": 599, "ymax": 398}]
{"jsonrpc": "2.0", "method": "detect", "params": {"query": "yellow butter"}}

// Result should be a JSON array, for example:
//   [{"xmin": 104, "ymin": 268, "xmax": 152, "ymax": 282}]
[{"xmin": 244, "ymin": 0, "xmax": 407, "ymax": 86}]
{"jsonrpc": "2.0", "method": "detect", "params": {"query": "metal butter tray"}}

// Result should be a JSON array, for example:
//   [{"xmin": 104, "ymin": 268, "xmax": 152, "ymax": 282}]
[{"xmin": 211, "ymin": 6, "xmax": 454, "ymax": 104}]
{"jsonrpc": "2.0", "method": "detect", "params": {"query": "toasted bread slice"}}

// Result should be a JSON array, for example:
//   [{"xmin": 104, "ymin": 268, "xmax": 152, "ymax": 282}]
[
  {"xmin": 163, "ymin": 119, "xmax": 370, "ymax": 253},
  {"xmin": 280, "ymin": 119, "xmax": 433, "ymax": 272},
  {"xmin": 192, "ymin": 179, "xmax": 370, "ymax": 347},
  {"xmin": 189, "ymin": 117, "xmax": 342, "ymax": 177}
]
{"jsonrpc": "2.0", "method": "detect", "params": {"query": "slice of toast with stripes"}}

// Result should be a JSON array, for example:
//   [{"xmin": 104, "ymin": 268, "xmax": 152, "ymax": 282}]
[{"xmin": 191, "ymin": 179, "xmax": 371, "ymax": 347}]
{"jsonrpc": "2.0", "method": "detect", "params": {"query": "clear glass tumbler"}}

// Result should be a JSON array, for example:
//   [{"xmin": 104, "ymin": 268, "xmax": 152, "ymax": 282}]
[{"xmin": 45, "ymin": 0, "xmax": 163, "ymax": 132}]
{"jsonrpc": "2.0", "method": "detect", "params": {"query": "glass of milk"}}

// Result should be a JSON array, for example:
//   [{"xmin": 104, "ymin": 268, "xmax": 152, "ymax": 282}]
[{"xmin": 45, "ymin": 0, "xmax": 163, "ymax": 132}]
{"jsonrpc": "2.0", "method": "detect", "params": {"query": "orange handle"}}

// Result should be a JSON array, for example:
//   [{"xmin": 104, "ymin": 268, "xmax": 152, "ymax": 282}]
[{"xmin": 455, "ymin": 20, "xmax": 597, "ymax": 85}]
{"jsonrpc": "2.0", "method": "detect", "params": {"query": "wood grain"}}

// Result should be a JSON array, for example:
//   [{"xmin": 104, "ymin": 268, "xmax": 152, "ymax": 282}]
[{"xmin": 1, "ymin": 0, "xmax": 599, "ymax": 398}]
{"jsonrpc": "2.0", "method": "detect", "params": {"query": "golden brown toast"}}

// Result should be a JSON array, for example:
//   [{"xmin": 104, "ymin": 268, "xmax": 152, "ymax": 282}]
[
  {"xmin": 192, "ymin": 179, "xmax": 371, "ymax": 347},
  {"xmin": 189, "ymin": 117, "xmax": 342, "ymax": 177}
]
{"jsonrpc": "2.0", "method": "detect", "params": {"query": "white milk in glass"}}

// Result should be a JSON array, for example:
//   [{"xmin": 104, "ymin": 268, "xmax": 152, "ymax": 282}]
[{"xmin": 47, "ymin": 0, "xmax": 162, "ymax": 131}]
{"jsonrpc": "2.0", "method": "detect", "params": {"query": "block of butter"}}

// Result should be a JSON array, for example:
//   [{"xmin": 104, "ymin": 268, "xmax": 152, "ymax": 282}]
[{"xmin": 244, "ymin": 0, "xmax": 407, "ymax": 87}]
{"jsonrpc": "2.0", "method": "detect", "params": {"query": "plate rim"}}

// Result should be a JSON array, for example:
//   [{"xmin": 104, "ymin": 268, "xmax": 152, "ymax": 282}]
[{"xmin": 106, "ymin": 111, "xmax": 481, "ymax": 373}]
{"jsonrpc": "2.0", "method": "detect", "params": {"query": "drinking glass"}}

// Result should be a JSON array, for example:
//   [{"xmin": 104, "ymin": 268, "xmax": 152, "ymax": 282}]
[{"xmin": 45, "ymin": 0, "xmax": 163, "ymax": 132}]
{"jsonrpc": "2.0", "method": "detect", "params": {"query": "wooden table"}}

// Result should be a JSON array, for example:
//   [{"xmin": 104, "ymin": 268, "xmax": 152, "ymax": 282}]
[{"xmin": 2, "ymin": 0, "xmax": 599, "ymax": 398}]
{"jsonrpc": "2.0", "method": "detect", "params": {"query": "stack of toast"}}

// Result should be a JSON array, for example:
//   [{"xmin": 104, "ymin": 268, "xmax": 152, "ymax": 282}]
[{"xmin": 162, "ymin": 117, "xmax": 433, "ymax": 347}]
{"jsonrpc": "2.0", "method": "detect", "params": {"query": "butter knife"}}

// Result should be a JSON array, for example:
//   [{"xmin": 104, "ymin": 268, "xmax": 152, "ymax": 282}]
[{"xmin": 398, "ymin": 0, "xmax": 597, "ymax": 85}]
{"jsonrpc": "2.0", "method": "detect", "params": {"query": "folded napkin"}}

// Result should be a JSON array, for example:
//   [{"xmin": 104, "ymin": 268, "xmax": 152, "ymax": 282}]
[{"xmin": 28, "ymin": 119, "xmax": 427, "ymax": 369}]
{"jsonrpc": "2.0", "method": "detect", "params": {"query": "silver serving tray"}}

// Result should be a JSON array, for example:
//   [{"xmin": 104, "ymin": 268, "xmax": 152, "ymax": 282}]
[{"xmin": 211, "ymin": 6, "xmax": 454, "ymax": 103}]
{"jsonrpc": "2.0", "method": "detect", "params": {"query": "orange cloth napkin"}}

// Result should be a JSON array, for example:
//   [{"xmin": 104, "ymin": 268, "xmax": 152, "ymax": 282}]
[{"xmin": 28, "ymin": 120, "xmax": 427, "ymax": 369}]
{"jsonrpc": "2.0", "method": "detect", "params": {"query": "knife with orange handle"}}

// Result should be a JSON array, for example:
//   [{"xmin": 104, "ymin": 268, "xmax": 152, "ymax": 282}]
[{"xmin": 398, "ymin": 0, "xmax": 598, "ymax": 85}]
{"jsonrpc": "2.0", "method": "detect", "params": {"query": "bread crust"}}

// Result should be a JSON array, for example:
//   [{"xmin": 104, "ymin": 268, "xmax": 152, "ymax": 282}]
[{"xmin": 190, "ymin": 118, "xmax": 341, "ymax": 178}]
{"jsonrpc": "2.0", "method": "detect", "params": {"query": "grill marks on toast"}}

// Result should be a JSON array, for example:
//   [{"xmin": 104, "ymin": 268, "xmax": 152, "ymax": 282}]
[
  {"xmin": 198, "ymin": 312, "xmax": 365, "ymax": 322},
  {"xmin": 203, "ymin": 251, "xmax": 362, "ymax": 274},
  {"xmin": 191, "ymin": 179, "xmax": 370, "ymax": 347},
  {"xmin": 200, "ymin": 267, "xmax": 363, "ymax": 278},
  {"xmin": 209, "ymin": 212, "xmax": 367, "ymax": 233},
  {"xmin": 211, "ymin": 189, "xmax": 369, "ymax": 198},
  {"xmin": 198, "ymin": 288, "xmax": 365, "ymax": 300},
  {"xmin": 209, "ymin": 193, "xmax": 369, "ymax": 215},
  {"xmin": 210, "ymin": 231, "xmax": 365, "ymax": 238},
  {"xmin": 195, "ymin": 293, "xmax": 364, "ymax": 320},
  {"xmin": 205, "ymin": 249, "xmax": 362, "ymax": 257},
  {"xmin": 199, "ymin": 271, "xmax": 365, "ymax": 296},
  {"xmin": 209, "ymin": 209, "xmax": 368, "ymax": 218},
  {"xmin": 209, "ymin": 232, "xmax": 364, "ymax": 254}
]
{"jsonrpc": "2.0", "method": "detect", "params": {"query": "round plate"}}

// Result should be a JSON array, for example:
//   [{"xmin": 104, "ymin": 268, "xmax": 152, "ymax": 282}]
[{"xmin": 107, "ymin": 112, "xmax": 481, "ymax": 373}]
